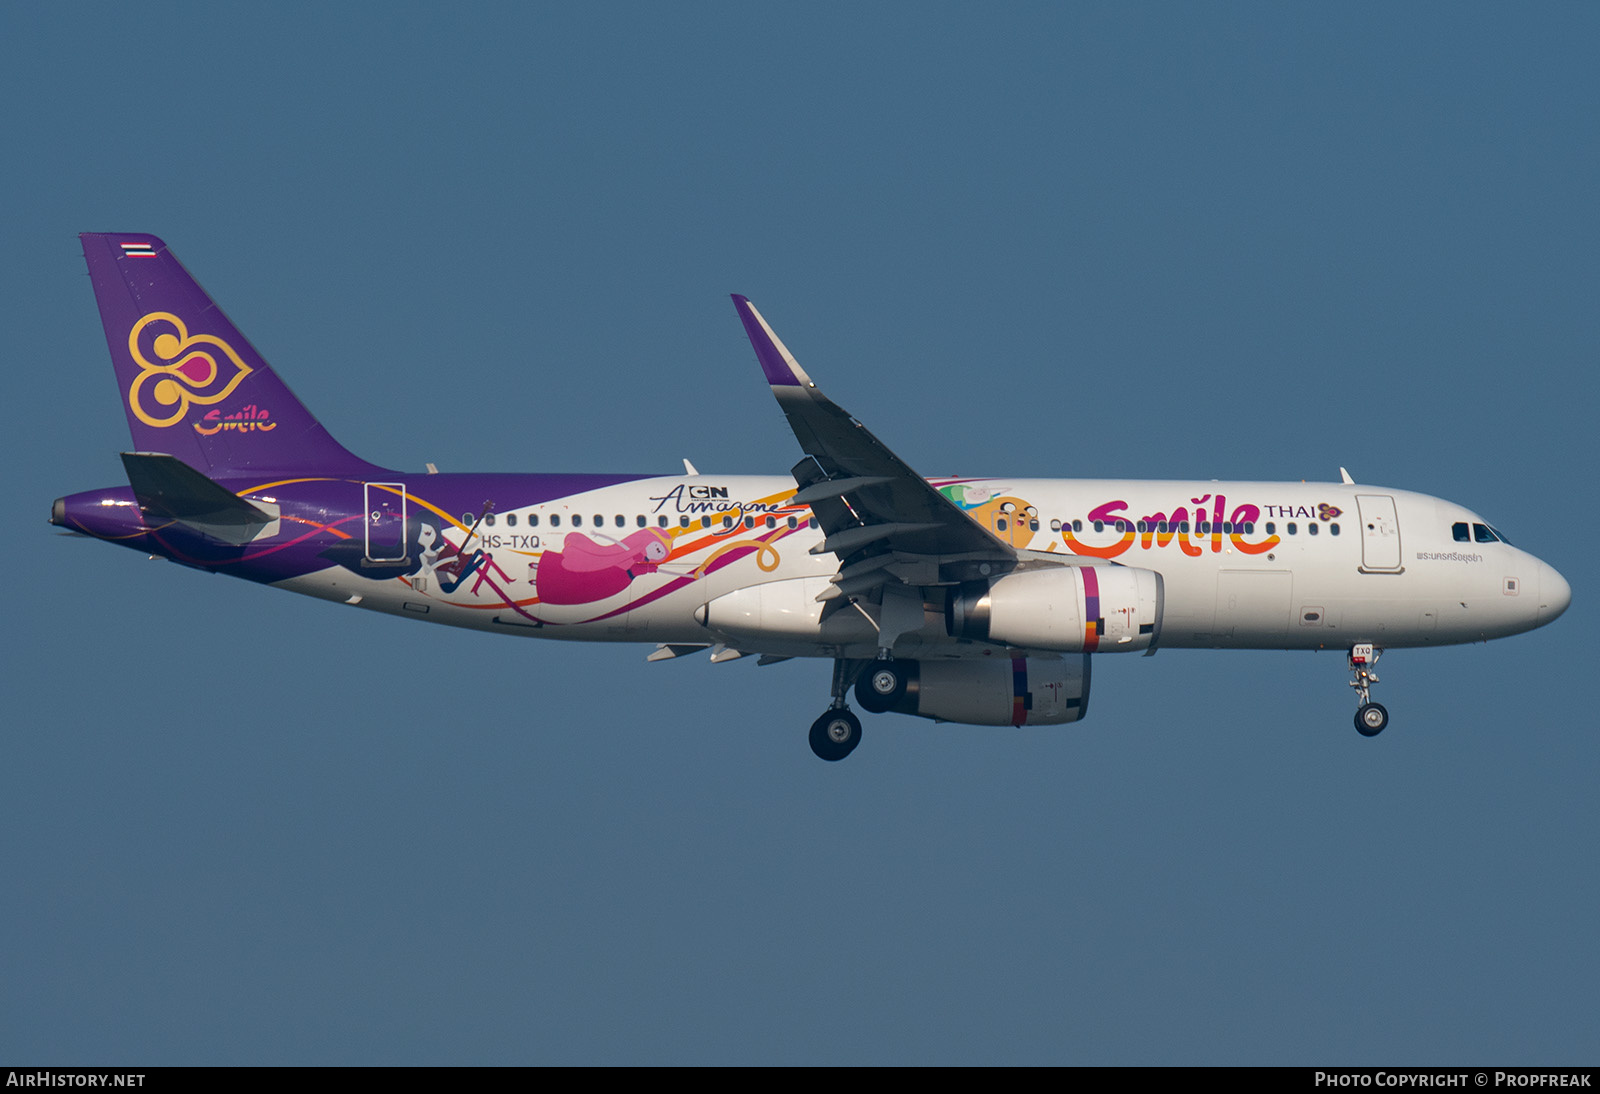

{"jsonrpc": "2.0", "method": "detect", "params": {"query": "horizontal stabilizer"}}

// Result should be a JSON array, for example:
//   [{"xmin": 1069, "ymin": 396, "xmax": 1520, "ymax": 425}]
[{"xmin": 120, "ymin": 452, "xmax": 278, "ymax": 546}]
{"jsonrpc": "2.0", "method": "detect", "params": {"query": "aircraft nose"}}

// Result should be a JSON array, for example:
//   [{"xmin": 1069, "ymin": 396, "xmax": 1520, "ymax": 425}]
[{"xmin": 1538, "ymin": 561, "xmax": 1571, "ymax": 626}]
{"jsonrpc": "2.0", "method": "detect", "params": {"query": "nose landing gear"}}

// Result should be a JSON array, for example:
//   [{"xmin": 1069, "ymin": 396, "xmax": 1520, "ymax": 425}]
[{"xmin": 1349, "ymin": 644, "xmax": 1388, "ymax": 737}]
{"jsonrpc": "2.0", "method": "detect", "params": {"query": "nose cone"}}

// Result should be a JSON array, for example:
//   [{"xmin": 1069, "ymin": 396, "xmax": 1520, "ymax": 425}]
[{"xmin": 1538, "ymin": 562, "xmax": 1571, "ymax": 627}]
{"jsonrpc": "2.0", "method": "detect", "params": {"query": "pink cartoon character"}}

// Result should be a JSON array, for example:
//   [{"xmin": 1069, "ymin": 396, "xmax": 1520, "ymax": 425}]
[{"xmin": 532, "ymin": 527, "xmax": 675, "ymax": 605}]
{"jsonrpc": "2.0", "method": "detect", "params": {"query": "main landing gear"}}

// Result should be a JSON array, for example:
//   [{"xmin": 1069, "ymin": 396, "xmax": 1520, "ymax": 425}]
[
  {"xmin": 809, "ymin": 709, "xmax": 861, "ymax": 762},
  {"xmin": 855, "ymin": 658, "xmax": 909, "ymax": 713},
  {"xmin": 1348, "ymin": 643, "xmax": 1389, "ymax": 737},
  {"xmin": 808, "ymin": 658, "xmax": 871, "ymax": 761}
]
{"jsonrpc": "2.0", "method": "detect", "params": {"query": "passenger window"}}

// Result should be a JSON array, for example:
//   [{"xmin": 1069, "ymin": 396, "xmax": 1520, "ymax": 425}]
[
  {"xmin": 1093, "ymin": 521, "xmax": 1104, "ymax": 533},
  {"xmin": 787, "ymin": 517, "xmax": 797, "ymax": 529},
  {"xmin": 637, "ymin": 515, "xmax": 646, "ymax": 527},
  {"xmin": 1050, "ymin": 519, "xmax": 1062, "ymax": 532},
  {"xmin": 551, "ymin": 514, "xmax": 561, "ymax": 527},
  {"xmin": 1309, "ymin": 523, "xmax": 1319, "ymax": 536},
  {"xmin": 485, "ymin": 513, "xmax": 496, "ymax": 527},
  {"xmin": 765, "ymin": 516, "xmax": 776, "ymax": 529},
  {"xmin": 722, "ymin": 517, "xmax": 733, "ymax": 530},
  {"xmin": 529, "ymin": 514, "xmax": 539, "ymax": 528},
  {"xmin": 701, "ymin": 517, "xmax": 711, "ymax": 529},
  {"xmin": 1452, "ymin": 522, "xmax": 1470, "ymax": 543},
  {"xmin": 615, "ymin": 515, "xmax": 625, "ymax": 528},
  {"xmin": 658, "ymin": 516, "xmax": 669, "ymax": 527},
  {"xmin": 744, "ymin": 517, "xmax": 754, "ymax": 529},
  {"xmin": 1329, "ymin": 523, "xmax": 1339, "ymax": 535},
  {"xmin": 1287, "ymin": 523, "xmax": 1297, "ymax": 535},
  {"xmin": 506, "ymin": 513, "xmax": 517, "ymax": 527},
  {"xmin": 572, "ymin": 514, "xmax": 581, "ymax": 527},
  {"xmin": 1266, "ymin": 522, "xmax": 1276, "ymax": 535}
]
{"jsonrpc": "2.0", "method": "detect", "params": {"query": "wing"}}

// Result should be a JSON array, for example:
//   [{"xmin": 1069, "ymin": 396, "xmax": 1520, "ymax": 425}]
[{"xmin": 731, "ymin": 295, "xmax": 1016, "ymax": 609}]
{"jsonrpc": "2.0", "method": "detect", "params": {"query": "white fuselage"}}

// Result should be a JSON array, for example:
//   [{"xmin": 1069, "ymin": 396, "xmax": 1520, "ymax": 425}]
[{"xmin": 278, "ymin": 474, "xmax": 1565, "ymax": 659}]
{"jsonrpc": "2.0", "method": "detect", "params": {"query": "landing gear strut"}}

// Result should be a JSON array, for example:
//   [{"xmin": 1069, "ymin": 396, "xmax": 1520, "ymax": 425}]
[
  {"xmin": 1348, "ymin": 644, "xmax": 1389, "ymax": 737},
  {"xmin": 809, "ymin": 658, "xmax": 867, "ymax": 761}
]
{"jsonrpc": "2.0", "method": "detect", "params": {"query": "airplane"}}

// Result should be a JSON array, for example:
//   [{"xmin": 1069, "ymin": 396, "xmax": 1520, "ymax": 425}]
[{"xmin": 53, "ymin": 233, "xmax": 1571, "ymax": 760}]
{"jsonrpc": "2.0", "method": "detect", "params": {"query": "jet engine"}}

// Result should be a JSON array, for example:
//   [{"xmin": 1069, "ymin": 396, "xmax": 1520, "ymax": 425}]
[
  {"xmin": 865, "ymin": 655, "xmax": 1091, "ymax": 726},
  {"xmin": 945, "ymin": 565, "xmax": 1163, "ymax": 653}
]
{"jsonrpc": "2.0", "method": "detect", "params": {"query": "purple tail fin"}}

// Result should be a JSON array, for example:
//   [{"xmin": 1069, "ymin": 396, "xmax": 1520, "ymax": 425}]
[{"xmin": 80, "ymin": 233, "xmax": 383, "ymax": 477}]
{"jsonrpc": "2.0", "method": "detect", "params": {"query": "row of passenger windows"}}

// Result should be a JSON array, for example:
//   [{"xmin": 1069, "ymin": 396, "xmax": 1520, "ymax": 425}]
[
  {"xmin": 1453, "ymin": 521, "xmax": 1511, "ymax": 544},
  {"xmin": 1045, "ymin": 518, "xmax": 1339, "ymax": 537},
  {"xmin": 467, "ymin": 509, "xmax": 1345, "ymax": 538},
  {"xmin": 472, "ymin": 512, "xmax": 813, "ymax": 531}
]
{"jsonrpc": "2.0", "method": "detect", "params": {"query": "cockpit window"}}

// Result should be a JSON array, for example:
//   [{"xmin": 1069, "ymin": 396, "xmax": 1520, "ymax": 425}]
[
  {"xmin": 1488, "ymin": 524, "xmax": 1513, "ymax": 545},
  {"xmin": 1452, "ymin": 522, "xmax": 1469, "ymax": 543},
  {"xmin": 1473, "ymin": 523, "xmax": 1498, "ymax": 544}
]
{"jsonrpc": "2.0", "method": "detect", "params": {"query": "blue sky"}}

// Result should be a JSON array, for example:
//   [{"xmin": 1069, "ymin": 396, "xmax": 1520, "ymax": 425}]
[{"xmin": 4, "ymin": 3, "xmax": 1596, "ymax": 1064}]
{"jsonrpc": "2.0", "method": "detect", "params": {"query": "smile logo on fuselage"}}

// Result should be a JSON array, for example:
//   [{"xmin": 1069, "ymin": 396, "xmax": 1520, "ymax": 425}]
[{"xmin": 125, "ymin": 311, "xmax": 254, "ymax": 428}]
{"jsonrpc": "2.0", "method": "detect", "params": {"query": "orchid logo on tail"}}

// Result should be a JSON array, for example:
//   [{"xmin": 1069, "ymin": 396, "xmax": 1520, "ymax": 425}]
[{"xmin": 126, "ymin": 311, "xmax": 254, "ymax": 428}]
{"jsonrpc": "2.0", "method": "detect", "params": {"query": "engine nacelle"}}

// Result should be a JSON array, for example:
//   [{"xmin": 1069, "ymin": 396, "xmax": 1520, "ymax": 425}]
[
  {"xmin": 946, "ymin": 565, "xmax": 1162, "ymax": 653},
  {"xmin": 883, "ymin": 656, "xmax": 1091, "ymax": 726}
]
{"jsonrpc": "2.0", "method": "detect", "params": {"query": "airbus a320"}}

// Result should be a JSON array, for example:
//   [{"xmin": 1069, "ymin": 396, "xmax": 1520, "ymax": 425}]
[{"xmin": 54, "ymin": 234, "xmax": 1571, "ymax": 760}]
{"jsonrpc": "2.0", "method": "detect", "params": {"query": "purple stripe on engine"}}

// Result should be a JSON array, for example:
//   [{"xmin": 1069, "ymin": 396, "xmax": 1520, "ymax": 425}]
[{"xmin": 1081, "ymin": 565, "xmax": 1101, "ymax": 652}]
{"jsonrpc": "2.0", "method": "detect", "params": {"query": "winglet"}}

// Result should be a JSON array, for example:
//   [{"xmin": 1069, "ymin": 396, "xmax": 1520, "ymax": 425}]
[{"xmin": 731, "ymin": 295, "xmax": 815, "ymax": 388}]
